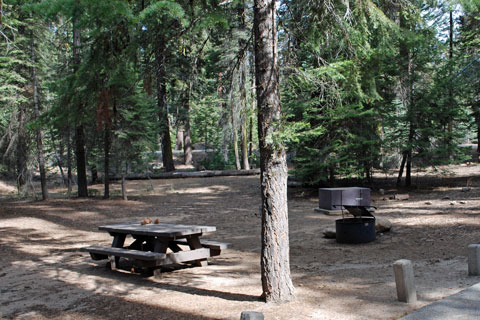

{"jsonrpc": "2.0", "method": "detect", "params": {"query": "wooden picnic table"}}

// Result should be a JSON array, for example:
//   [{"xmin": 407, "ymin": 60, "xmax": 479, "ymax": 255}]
[{"xmin": 83, "ymin": 222, "xmax": 230, "ymax": 274}]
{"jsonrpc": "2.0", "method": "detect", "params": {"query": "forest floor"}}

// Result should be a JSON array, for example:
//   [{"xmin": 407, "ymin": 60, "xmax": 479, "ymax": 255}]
[{"xmin": 1, "ymin": 164, "xmax": 480, "ymax": 320}]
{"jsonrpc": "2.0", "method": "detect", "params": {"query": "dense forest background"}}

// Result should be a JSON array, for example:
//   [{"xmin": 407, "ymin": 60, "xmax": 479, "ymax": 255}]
[{"xmin": 1, "ymin": 0, "xmax": 479, "ymax": 199}]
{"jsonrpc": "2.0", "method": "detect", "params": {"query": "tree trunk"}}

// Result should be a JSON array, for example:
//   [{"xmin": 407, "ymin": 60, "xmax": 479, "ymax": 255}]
[
  {"xmin": 16, "ymin": 104, "xmax": 27, "ymax": 188},
  {"xmin": 73, "ymin": 12, "xmax": 88, "ymax": 197},
  {"xmin": 406, "ymin": 150, "xmax": 412, "ymax": 187},
  {"xmin": 31, "ymin": 36, "xmax": 48, "ymax": 200},
  {"xmin": 121, "ymin": 174, "xmax": 127, "ymax": 201},
  {"xmin": 248, "ymin": 115, "xmax": 254, "ymax": 166},
  {"xmin": 254, "ymin": 0, "xmax": 295, "ymax": 303},
  {"xmin": 475, "ymin": 106, "xmax": 480, "ymax": 162},
  {"xmin": 240, "ymin": 52, "xmax": 250, "ymax": 170},
  {"xmin": 241, "ymin": 121, "xmax": 250, "ymax": 170},
  {"xmin": 50, "ymin": 130, "xmax": 67, "ymax": 186},
  {"xmin": 155, "ymin": 40, "xmax": 175, "ymax": 172},
  {"xmin": 218, "ymin": 72, "xmax": 229, "ymax": 163},
  {"xmin": 397, "ymin": 10, "xmax": 415, "ymax": 188},
  {"xmin": 91, "ymin": 165, "xmax": 98, "ymax": 184},
  {"xmin": 397, "ymin": 151, "xmax": 407, "ymax": 186},
  {"xmin": 229, "ymin": 68, "xmax": 240, "ymax": 171},
  {"xmin": 447, "ymin": 10, "xmax": 454, "ymax": 141},
  {"xmin": 184, "ymin": 86, "xmax": 193, "ymax": 166},
  {"xmin": 103, "ymin": 126, "xmax": 111, "ymax": 199},
  {"xmin": 66, "ymin": 127, "xmax": 73, "ymax": 197},
  {"xmin": 75, "ymin": 126, "xmax": 88, "ymax": 196},
  {"xmin": 233, "ymin": 119, "xmax": 241, "ymax": 170},
  {"xmin": 248, "ymin": 63, "xmax": 255, "ymax": 167},
  {"xmin": 175, "ymin": 125, "xmax": 184, "ymax": 151}
]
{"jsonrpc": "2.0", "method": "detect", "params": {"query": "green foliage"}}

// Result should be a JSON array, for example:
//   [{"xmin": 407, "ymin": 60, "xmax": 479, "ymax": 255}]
[
  {"xmin": 200, "ymin": 151, "xmax": 233, "ymax": 170},
  {"xmin": 283, "ymin": 60, "xmax": 381, "ymax": 184},
  {"xmin": 1, "ymin": 0, "xmax": 480, "ymax": 188}
]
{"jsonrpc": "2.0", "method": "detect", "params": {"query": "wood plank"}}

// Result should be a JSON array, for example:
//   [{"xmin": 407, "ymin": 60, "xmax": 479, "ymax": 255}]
[
  {"xmin": 83, "ymin": 246, "xmax": 166, "ymax": 261},
  {"xmin": 98, "ymin": 223, "xmax": 216, "ymax": 238},
  {"xmin": 175, "ymin": 239, "xmax": 231, "ymax": 250},
  {"xmin": 187, "ymin": 236, "xmax": 208, "ymax": 266},
  {"xmin": 160, "ymin": 248, "xmax": 210, "ymax": 265}
]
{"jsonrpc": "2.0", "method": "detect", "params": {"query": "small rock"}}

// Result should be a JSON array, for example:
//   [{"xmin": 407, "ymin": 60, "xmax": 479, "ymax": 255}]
[
  {"xmin": 323, "ymin": 228, "xmax": 336, "ymax": 239},
  {"xmin": 462, "ymin": 187, "xmax": 471, "ymax": 192},
  {"xmin": 459, "ymin": 201, "xmax": 467, "ymax": 204},
  {"xmin": 376, "ymin": 217, "xmax": 392, "ymax": 233},
  {"xmin": 450, "ymin": 201, "xmax": 457, "ymax": 205},
  {"xmin": 379, "ymin": 188, "xmax": 385, "ymax": 195},
  {"xmin": 442, "ymin": 196, "xmax": 451, "ymax": 200},
  {"xmin": 425, "ymin": 201, "xmax": 432, "ymax": 205}
]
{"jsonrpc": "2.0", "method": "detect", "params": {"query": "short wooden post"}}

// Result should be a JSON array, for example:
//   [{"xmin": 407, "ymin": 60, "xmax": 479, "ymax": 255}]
[
  {"xmin": 240, "ymin": 311, "xmax": 264, "ymax": 320},
  {"xmin": 468, "ymin": 244, "xmax": 480, "ymax": 276},
  {"xmin": 394, "ymin": 259, "xmax": 417, "ymax": 303}
]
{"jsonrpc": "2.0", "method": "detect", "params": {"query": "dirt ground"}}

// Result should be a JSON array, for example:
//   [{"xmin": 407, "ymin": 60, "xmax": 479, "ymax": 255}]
[{"xmin": 1, "ymin": 164, "xmax": 480, "ymax": 320}]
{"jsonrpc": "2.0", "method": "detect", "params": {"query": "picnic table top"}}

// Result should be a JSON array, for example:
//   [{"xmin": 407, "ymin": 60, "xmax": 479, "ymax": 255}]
[{"xmin": 98, "ymin": 222, "xmax": 216, "ymax": 238}]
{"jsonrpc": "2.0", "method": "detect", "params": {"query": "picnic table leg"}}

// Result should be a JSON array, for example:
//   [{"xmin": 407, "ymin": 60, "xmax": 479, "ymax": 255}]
[
  {"xmin": 152, "ymin": 238, "xmax": 169, "ymax": 277},
  {"xmin": 187, "ymin": 235, "xmax": 208, "ymax": 267},
  {"xmin": 168, "ymin": 241, "xmax": 182, "ymax": 253},
  {"xmin": 109, "ymin": 233, "xmax": 126, "ymax": 271}
]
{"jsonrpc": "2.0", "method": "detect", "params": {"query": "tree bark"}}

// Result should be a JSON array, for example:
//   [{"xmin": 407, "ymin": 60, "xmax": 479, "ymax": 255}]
[
  {"xmin": 233, "ymin": 116, "xmax": 241, "ymax": 170},
  {"xmin": 248, "ymin": 115, "xmax": 254, "ymax": 166},
  {"xmin": 406, "ymin": 150, "xmax": 412, "ymax": 187},
  {"xmin": 447, "ymin": 10, "xmax": 454, "ymax": 139},
  {"xmin": 73, "ymin": 8, "xmax": 88, "ymax": 197},
  {"xmin": 218, "ymin": 72, "xmax": 229, "ymax": 162},
  {"xmin": 254, "ymin": 0, "xmax": 295, "ymax": 303},
  {"xmin": 397, "ymin": 9, "xmax": 415, "ymax": 188},
  {"xmin": 155, "ymin": 39, "xmax": 175, "ymax": 172},
  {"xmin": 184, "ymin": 80, "xmax": 193, "ymax": 166},
  {"xmin": 248, "ymin": 62, "xmax": 256, "ymax": 167},
  {"xmin": 103, "ymin": 126, "xmax": 111, "ymax": 199},
  {"xmin": 475, "ymin": 106, "xmax": 480, "ymax": 162},
  {"xmin": 31, "ymin": 36, "xmax": 48, "ymax": 200},
  {"xmin": 66, "ymin": 127, "xmax": 73, "ymax": 197},
  {"xmin": 175, "ymin": 125, "xmax": 184, "ymax": 151},
  {"xmin": 16, "ymin": 104, "xmax": 27, "ymax": 188},
  {"xmin": 91, "ymin": 165, "xmax": 98, "ymax": 184},
  {"xmin": 50, "ymin": 130, "xmax": 67, "ymax": 186},
  {"xmin": 184, "ymin": 114, "xmax": 193, "ymax": 165},
  {"xmin": 240, "ymin": 47, "xmax": 250, "ymax": 170},
  {"xmin": 121, "ymin": 174, "xmax": 127, "ymax": 200},
  {"xmin": 241, "ymin": 120, "xmax": 250, "ymax": 170},
  {"xmin": 397, "ymin": 151, "xmax": 407, "ymax": 186}
]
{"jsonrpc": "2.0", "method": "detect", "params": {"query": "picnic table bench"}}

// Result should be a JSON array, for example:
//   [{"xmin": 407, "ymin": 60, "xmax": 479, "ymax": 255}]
[{"xmin": 83, "ymin": 222, "xmax": 230, "ymax": 274}]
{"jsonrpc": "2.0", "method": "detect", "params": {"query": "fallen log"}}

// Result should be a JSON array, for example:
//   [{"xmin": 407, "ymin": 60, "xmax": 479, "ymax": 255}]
[{"xmin": 110, "ymin": 169, "xmax": 260, "ymax": 181}]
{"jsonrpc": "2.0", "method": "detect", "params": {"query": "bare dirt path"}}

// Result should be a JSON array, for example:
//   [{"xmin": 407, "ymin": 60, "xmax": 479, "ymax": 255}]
[{"xmin": 1, "ymin": 164, "xmax": 480, "ymax": 319}]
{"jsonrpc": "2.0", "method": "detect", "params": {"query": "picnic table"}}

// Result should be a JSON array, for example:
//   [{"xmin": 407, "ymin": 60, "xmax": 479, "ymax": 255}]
[{"xmin": 83, "ymin": 222, "xmax": 230, "ymax": 274}]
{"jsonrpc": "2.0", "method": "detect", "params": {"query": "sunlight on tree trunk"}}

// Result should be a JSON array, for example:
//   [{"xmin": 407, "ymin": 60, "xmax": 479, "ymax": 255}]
[{"xmin": 254, "ymin": 0, "xmax": 295, "ymax": 303}]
